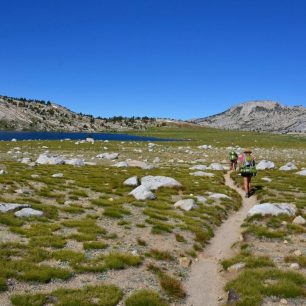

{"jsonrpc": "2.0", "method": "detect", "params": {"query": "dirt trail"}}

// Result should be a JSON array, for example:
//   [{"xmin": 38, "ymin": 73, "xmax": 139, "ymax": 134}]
[{"xmin": 185, "ymin": 171, "xmax": 257, "ymax": 306}]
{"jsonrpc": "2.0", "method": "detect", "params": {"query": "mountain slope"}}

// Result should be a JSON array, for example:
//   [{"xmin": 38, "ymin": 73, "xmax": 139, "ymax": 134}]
[
  {"xmin": 192, "ymin": 100, "xmax": 306, "ymax": 133},
  {"xmin": 0, "ymin": 95, "xmax": 158, "ymax": 132}
]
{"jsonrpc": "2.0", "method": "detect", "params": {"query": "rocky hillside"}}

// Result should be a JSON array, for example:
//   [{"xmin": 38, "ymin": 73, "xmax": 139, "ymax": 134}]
[
  {"xmin": 0, "ymin": 95, "xmax": 159, "ymax": 132},
  {"xmin": 192, "ymin": 101, "xmax": 306, "ymax": 133}
]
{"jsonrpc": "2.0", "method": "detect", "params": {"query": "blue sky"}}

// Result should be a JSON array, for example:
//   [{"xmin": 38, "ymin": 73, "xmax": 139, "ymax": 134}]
[{"xmin": 1, "ymin": 0, "xmax": 306, "ymax": 119}]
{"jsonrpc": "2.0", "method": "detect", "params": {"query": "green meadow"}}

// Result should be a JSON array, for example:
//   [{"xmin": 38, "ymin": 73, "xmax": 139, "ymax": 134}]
[{"xmin": 0, "ymin": 126, "xmax": 305, "ymax": 305}]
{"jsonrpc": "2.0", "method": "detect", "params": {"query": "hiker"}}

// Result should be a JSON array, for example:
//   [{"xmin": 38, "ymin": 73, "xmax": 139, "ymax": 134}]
[
  {"xmin": 228, "ymin": 149, "xmax": 238, "ymax": 170},
  {"xmin": 238, "ymin": 148, "xmax": 256, "ymax": 198}
]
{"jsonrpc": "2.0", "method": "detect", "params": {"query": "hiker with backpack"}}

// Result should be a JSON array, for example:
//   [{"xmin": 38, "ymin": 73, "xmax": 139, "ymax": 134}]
[
  {"xmin": 238, "ymin": 148, "xmax": 257, "ymax": 198},
  {"xmin": 228, "ymin": 150, "xmax": 238, "ymax": 170}
]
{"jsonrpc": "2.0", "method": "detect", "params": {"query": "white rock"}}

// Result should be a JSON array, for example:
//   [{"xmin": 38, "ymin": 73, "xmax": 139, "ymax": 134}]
[
  {"xmin": 52, "ymin": 173, "xmax": 64, "ymax": 178},
  {"xmin": 0, "ymin": 170, "xmax": 5, "ymax": 175},
  {"xmin": 31, "ymin": 174, "xmax": 40, "ymax": 178},
  {"xmin": 227, "ymin": 262, "xmax": 246, "ymax": 272},
  {"xmin": 189, "ymin": 165, "xmax": 208, "ymax": 170},
  {"xmin": 0, "ymin": 203, "xmax": 30, "ymax": 212},
  {"xmin": 15, "ymin": 208, "xmax": 43, "ymax": 217},
  {"xmin": 96, "ymin": 153, "xmax": 119, "ymax": 160},
  {"xmin": 11, "ymin": 138, "xmax": 17, "ymax": 142},
  {"xmin": 190, "ymin": 171, "xmax": 214, "ymax": 177},
  {"xmin": 129, "ymin": 185, "xmax": 156, "ymax": 200},
  {"xmin": 84, "ymin": 162, "xmax": 97, "ymax": 166},
  {"xmin": 290, "ymin": 263, "xmax": 300, "ymax": 270},
  {"xmin": 86, "ymin": 137, "xmax": 95, "ymax": 144},
  {"xmin": 195, "ymin": 196, "xmax": 207, "ymax": 203},
  {"xmin": 197, "ymin": 145, "xmax": 212, "ymax": 149},
  {"xmin": 141, "ymin": 176, "xmax": 182, "ymax": 190},
  {"xmin": 114, "ymin": 161, "xmax": 129, "ymax": 168},
  {"xmin": 153, "ymin": 157, "xmax": 160, "ymax": 164},
  {"xmin": 15, "ymin": 189, "xmax": 31, "ymax": 195},
  {"xmin": 64, "ymin": 158, "xmax": 85, "ymax": 166},
  {"xmin": 208, "ymin": 193, "xmax": 231, "ymax": 200},
  {"xmin": 36, "ymin": 154, "xmax": 65, "ymax": 165},
  {"xmin": 296, "ymin": 169, "xmax": 306, "ymax": 176},
  {"xmin": 293, "ymin": 250, "xmax": 302, "ymax": 257},
  {"xmin": 21, "ymin": 157, "xmax": 32, "ymax": 164},
  {"xmin": 280, "ymin": 299, "xmax": 288, "ymax": 305},
  {"xmin": 292, "ymin": 216, "xmax": 306, "ymax": 225},
  {"xmin": 279, "ymin": 162, "xmax": 297, "ymax": 171},
  {"xmin": 247, "ymin": 203, "xmax": 297, "ymax": 217},
  {"xmin": 124, "ymin": 176, "xmax": 139, "ymax": 186},
  {"xmin": 174, "ymin": 199, "xmax": 198, "ymax": 211},
  {"xmin": 261, "ymin": 177, "xmax": 272, "ymax": 182},
  {"xmin": 209, "ymin": 163, "xmax": 224, "ymax": 171},
  {"xmin": 256, "ymin": 160, "xmax": 275, "ymax": 170},
  {"xmin": 127, "ymin": 160, "xmax": 155, "ymax": 169}
]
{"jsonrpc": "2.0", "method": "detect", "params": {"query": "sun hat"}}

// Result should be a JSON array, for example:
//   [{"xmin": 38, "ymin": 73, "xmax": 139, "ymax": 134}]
[{"xmin": 244, "ymin": 148, "xmax": 252, "ymax": 153}]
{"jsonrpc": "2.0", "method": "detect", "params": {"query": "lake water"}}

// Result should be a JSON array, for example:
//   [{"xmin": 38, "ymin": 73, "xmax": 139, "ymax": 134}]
[{"xmin": 0, "ymin": 131, "xmax": 173, "ymax": 142}]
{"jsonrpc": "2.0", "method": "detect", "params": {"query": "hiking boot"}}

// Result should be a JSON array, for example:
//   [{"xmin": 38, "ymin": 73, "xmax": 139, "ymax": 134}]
[{"xmin": 245, "ymin": 193, "xmax": 249, "ymax": 198}]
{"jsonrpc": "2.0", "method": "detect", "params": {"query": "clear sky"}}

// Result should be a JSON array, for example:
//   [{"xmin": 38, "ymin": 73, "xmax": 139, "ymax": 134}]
[{"xmin": 1, "ymin": 0, "xmax": 306, "ymax": 119}]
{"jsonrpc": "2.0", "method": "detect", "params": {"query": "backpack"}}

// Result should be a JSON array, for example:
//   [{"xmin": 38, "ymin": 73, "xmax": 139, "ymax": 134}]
[
  {"xmin": 240, "ymin": 153, "xmax": 257, "ymax": 176},
  {"xmin": 229, "ymin": 151, "xmax": 238, "ymax": 162}
]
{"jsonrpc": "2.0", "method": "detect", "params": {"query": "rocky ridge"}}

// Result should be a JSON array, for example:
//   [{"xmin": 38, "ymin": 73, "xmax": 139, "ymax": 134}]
[
  {"xmin": 0, "ymin": 95, "xmax": 159, "ymax": 132},
  {"xmin": 192, "ymin": 100, "xmax": 306, "ymax": 133}
]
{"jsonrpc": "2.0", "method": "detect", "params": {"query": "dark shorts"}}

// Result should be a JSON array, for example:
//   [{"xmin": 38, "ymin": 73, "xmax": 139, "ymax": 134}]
[{"xmin": 241, "ymin": 173, "xmax": 253, "ymax": 177}]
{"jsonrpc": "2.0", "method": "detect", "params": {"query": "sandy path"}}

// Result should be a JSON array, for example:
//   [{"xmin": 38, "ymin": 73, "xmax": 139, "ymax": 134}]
[{"xmin": 185, "ymin": 171, "xmax": 257, "ymax": 306}]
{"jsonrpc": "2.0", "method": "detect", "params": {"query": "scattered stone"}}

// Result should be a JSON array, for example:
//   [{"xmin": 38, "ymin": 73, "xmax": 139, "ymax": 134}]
[
  {"xmin": 279, "ymin": 162, "xmax": 297, "ymax": 171},
  {"xmin": 227, "ymin": 262, "xmax": 246, "ymax": 272},
  {"xmin": 15, "ymin": 189, "xmax": 31, "ymax": 195},
  {"xmin": 84, "ymin": 161, "xmax": 97, "ymax": 166},
  {"xmin": 189, "ymin": 165, "xmax": 208, "ymax": 170},
  {"xmin": 209, "ymin": 163, "xmax": 224, "ymax": 170},
  {"xmin": 126, "ymin": 160, "xmax": 154, "ymax": 170},
  {"xmin": 195, "ymin": 196, "xmax": 207, "ymax": 203},
  {"xmin": 86, "ymin": 137, "xmax": 95, "ymax": 144},
  {"xmin": 293, "ymin": 250, "xmax": 302, "ymax": 257},
  {"xmin": 174, "ymin": 199, "xmax": 198, "ymax": 211},
  {"xmin": 179, "ymin": 257, "xmax": 191, "ymax": 268},
  {"xmin": 247, "ymin": 203, "xmax": 297, "ymax": 217},
  {"xmin": 52, "ymin": 173, "xmax": 64, "ymax": 178},
  {"xmin": 141, "ymin": 176, "xmax": 182, "ymax": 190},
  {"xmin": 114, "ymin": 161, "xmax": 129, "ymax": 167},
  {"xmin": 129, "ymin": 185, "xmax": 156, "ymax": 201},
  {"xmin": 15, "ymin": 208, "xmax": 43, "ymax": 217},
  {"xmin": 208, "ymin": 192, "xmax": 231, "ymax": 200},
  {"xmin": 290, "ymin": 263, "xmax": 300, "ymax": 270},
  {"xmin": 36, "ymin": 153, "xmax": 65, "ymax": 165},
  {"xmin": 123, "ymin": 176, "xmax": 139, "ymax": 186},
  {"xmin": 190, "ymin": 171, "xmax": 214, "ymax": 177},
  {"xmin": 256, "ymin": 160, "xmax": 275, "ymax": 170},
  {"xmin": 31, "ymin": 174, "xmax": 40, "ymax": 178},
  {"xmin": 261, "ymin": 177, "xmax": 272, "ymax": 182},
  {"xmin": 0, "ymin": 203, "xmax": 30, "ymax": 212},
  {"xmin": 227, "ymin": 289, "xmax": 240, "ymax": 304},
  {"xmin": 296, "ymin": 169, "xmax": 306, "ymax": 176},
  {"xmin": 153, "ymin": 157, "xmax": 160, "ymax": 164},
  {"xmin": 21, "ymin": 157, "xmax": 32, "ymax": 164},
  {"xmin": 96, "ymin": 153, "xmax": 119, "ymax": 160},
  {"xmin": 64, "ymin": 158, "xmax": 85, "ymax": 166},
  {"xmin": 280, "ymin": 298, "xmax": 288, "ymax": 305},
  {"xmin": 292, "ymin": 215, "xmax": 306, "ymax": 225},
  {"xmin": 197, "ymin": 145, "xmax": 212, "ymax": 149}
]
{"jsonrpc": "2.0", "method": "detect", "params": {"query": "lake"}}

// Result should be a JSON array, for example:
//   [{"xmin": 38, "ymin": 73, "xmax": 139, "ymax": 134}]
[{"xmin": 0, "ymin": 131, "xmax": 174, "ymax": 142}]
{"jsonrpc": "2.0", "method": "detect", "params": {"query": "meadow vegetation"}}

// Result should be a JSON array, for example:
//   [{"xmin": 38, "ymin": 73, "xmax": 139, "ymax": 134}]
[{"xmin": 0, "ymin": 126, "xmax": 305, "ymax": 305}]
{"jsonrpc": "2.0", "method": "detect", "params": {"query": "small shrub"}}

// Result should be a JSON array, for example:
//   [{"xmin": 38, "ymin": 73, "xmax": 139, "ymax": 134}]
[{"xmin": 125, "ymin": 289, "xmax": 169, "ymax": 306}]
